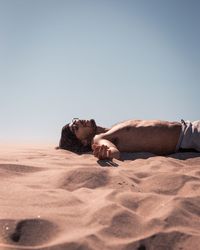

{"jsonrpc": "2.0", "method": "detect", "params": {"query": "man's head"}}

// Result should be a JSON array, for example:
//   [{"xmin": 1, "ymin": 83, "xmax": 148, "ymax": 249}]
[{"xmin": 58, "ymin": 118, "xmax": 97, "ymax": 153}]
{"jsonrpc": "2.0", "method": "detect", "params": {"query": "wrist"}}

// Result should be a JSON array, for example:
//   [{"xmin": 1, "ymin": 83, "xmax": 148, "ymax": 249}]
[{"xmin": 110, "ymin": 148, "xmax": 120, "ymax": 160}]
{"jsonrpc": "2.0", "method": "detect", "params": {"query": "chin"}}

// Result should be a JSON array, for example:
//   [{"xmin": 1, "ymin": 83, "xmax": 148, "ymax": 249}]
[{"xmin": 90, "ymin": 119, "xmax": 96, "ymax": 128}]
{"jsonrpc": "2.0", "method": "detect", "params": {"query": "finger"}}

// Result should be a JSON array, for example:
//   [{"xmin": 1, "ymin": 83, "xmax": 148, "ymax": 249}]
[
  {"xmin": 104, "ymin": 146, "xmax": 109, "ymax": 159},
  {"xmin": 92, "ymin": 145, "xmax": 99, "ymax": 157},
  {"xmin": 101, "ymin": 145, "xmax": 109, "ymax": 159},
  {"xmin": 98, "ymin": 145, "xmax": 104, "ymax": 159},
  {"xmin": 101, "ymin": 145, "xmax": 107, "ymax": 159},
  {"xmin": 92, "ymin": 144, "xmax": 98, "ymax": 150},
  {"xmin": 107, "ymin": 149, "xmax": 111, "ymax": 159},
  {"xmin": 98, "ymin": 145, "xmax": 108, "ymax": 159},
  {"xmin": 92, "ymin": 144, "xmax": 101, "ymax": 156},
  {"xmin": 94, "ymin": 147, "xmax": 100, "ymax": 157},
  {"xmin": 93, "ymin": 150, "xmax": 97, "ymax": 157}
]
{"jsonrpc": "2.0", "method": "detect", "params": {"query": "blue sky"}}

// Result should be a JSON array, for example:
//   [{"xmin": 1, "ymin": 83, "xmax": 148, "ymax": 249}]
[{"xmin": 0, "ymin": 0, "xmax": 199, "ymax": 143}]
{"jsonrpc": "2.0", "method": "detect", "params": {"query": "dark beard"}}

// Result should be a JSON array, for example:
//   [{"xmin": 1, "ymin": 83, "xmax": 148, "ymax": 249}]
[
  {"xmin": 85, "ymin": 119, "xmax": 97, "ymax": 145},
  {"xmin": 90, "ymin": 119, "xmax": 97, "ymax": 131}
]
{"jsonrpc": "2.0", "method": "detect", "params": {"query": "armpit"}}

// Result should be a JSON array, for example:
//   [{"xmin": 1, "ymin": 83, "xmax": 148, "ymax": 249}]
[{"xmin": 111, "ymin": 137, "xmax": 120, "ymax": 146}]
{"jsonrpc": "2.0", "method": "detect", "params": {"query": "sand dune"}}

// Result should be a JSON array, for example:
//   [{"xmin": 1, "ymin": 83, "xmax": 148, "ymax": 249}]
[{"xmin": 0, "ymin": 145, "xmax": 200, "ymax": 250}]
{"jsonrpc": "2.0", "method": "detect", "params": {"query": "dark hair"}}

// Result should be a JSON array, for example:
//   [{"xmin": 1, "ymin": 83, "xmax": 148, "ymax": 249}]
[{"xmin": 58, "ymin": 124, "xmax": 91, "ymax": 153}]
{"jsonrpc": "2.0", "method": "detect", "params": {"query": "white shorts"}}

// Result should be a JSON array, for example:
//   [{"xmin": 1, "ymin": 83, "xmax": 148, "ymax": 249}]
[{"xmin": 176, "ymin": 120, "xmax": 200, "ymax": 152}]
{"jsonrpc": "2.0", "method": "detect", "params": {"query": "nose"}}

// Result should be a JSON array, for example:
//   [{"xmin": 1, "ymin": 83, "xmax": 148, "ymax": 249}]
[
  {"xmin": 83, "ymin": 120, "xmax": 87, "ymax": 126},
  {"xmin": 79, "ymin": 120, "xmax": 90, "ymax": 126}
]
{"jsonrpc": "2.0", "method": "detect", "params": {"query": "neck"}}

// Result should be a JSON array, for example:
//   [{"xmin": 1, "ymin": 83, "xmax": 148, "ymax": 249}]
[
  {"xmin": 96, "ymin": 126, "xmax": 108, "ymax": 135},
  {"xmin": 87, "ymin": 126, "xmax": 108, "ymax": 144},
  {"xmin": 86, "ymin": 126, "xmax": 109, "ymax": 146}
]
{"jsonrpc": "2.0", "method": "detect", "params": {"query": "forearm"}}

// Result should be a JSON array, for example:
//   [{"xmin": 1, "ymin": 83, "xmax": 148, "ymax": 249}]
[{"xmin": 92, "ymin": 137, "xmax": 120, "ymax": 160}]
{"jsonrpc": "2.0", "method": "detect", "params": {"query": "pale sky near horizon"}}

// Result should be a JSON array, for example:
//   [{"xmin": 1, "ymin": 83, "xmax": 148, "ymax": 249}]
[{"xmin": 0, "ymin": 0, "xmax": 199, "ymax": 144}]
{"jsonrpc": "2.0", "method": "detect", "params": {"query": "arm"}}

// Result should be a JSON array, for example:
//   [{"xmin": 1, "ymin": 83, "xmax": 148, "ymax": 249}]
[{"xmin": 92, "ymin": 136, "xmax": 120, "ymax": 160}]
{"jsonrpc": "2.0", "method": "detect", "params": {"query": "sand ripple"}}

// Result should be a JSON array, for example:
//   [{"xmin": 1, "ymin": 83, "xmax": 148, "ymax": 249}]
[{"xmin": 0, "ymin": 146, "xmax": 200, "ymax": 249}]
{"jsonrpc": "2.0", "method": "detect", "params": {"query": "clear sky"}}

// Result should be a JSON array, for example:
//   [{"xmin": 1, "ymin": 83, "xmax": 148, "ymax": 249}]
[{"xmin": 0, "ymin": 0, "xmax": 199, "ymax": 144}]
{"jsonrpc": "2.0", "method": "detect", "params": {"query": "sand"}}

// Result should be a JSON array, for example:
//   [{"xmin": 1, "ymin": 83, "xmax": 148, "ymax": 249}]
[{"xmin": 0, "ymin": 144, "xmax": 200, "ymax": 250}]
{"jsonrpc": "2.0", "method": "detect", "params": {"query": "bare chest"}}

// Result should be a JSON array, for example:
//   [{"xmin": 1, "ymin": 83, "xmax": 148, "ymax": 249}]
[{"xmin": 103, "ymin": 120, "xmax": 181, "ymax": 154}]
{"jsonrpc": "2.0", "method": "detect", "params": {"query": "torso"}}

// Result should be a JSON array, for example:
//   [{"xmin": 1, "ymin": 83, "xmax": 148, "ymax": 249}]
[{"xmin": 99, "ymin": 120, "xmax": 182, "ymax": 155}]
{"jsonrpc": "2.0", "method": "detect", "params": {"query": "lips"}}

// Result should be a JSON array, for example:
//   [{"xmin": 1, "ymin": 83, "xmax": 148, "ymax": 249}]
[{"xmin": 79, "ymin": 120, "xmax": 88, "ymax": 126}]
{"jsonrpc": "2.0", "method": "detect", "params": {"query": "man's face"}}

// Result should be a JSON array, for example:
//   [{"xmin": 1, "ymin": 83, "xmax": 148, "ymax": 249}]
[{"xmin": 69, "ymin": 118, "xmax": 96, "ymax": 144}]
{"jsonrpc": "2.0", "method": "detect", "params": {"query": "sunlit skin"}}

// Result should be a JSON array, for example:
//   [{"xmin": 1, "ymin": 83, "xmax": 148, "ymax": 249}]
[{"xmin": 70, "ymin": 119, "xmax": 182, "ymax": 160}]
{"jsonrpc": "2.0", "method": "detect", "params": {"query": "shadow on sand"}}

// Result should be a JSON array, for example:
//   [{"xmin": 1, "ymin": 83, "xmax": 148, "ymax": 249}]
[
  {"xmin": 119, "ymin": 150, "xmax": 200, "ymax": 161},
  {"xmin": 87, "ymin": 150, "xmax": 200, "ymax": 167},
  {"xmin": 97, "ymin": 159, "xmax": 119, "ymax": 167}
]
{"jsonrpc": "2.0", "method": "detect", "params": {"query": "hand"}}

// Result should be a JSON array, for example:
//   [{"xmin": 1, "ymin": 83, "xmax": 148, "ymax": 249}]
[{"xmin": 92, "ymin": 144, "xmax": 112, "ymax": 160}]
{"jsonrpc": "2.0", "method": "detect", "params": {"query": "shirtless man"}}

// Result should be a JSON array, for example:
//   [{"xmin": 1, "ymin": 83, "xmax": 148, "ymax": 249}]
[{"xmin": 58, "ymin": 118, "xmax": 200, "ymax": 160}]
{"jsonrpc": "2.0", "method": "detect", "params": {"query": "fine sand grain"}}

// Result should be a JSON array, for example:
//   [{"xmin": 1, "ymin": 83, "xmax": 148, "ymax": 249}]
[{"xmin": 0, "ymin": 145, "xmax": 200, "ymax": 250}]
